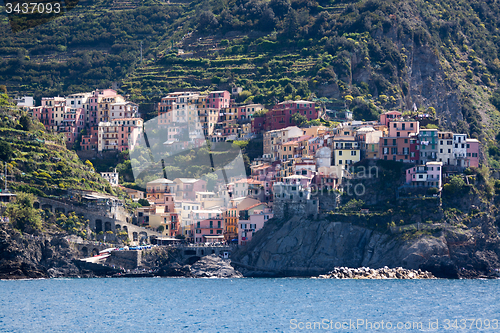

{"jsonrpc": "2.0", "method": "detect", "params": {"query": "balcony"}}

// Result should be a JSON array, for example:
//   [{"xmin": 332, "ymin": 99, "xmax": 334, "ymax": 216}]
[
  {"xmin": 426, "ymin": 176, "xmax": 440, "ymax": 182},
  {"xmin": 148, "ymin": 189, "xmax": 172, "ymax": 194}
]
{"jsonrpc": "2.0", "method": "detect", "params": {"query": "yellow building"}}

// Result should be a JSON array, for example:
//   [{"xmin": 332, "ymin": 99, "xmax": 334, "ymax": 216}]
[{"xmin": 332, "ymin": 136, "xmax": 360, "ymax": 168}]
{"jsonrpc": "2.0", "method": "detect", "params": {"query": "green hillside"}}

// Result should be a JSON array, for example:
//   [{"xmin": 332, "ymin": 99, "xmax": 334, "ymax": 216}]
[{"xmin": 3, "ymin": 0, "xmax": 500, "ymax": 163}]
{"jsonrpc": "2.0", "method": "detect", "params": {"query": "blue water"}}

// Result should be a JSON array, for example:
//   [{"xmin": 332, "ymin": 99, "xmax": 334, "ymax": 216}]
[{"xmin": 0, "ymin": 278, "xmax": 499, "ymax": 332}]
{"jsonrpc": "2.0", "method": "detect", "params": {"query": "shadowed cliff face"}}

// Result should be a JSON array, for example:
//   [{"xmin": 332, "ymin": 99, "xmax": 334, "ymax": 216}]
[
  {"xmin": 0, "ymin": 223, "xmax": 85, "ymax": 279},
  {"xmin": 232, "ymin": 216, "xmax": 500, "ymax": 279}
]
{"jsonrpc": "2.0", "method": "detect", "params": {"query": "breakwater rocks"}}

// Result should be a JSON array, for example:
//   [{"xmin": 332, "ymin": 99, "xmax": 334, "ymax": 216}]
[{"xmin": 317, "ymin": 267, "xmax": 435, "ymax": 279}]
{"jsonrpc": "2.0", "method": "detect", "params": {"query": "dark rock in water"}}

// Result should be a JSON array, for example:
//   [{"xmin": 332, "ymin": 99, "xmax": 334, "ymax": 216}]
[
  {"xmin": 157, "ymin": 262, "xmax": 192, "ymax": 277},
  {"xmin": 190, "ymin": 255, "xmax": 242, "ymax": 278},
  {"xmin": 155, "ymin": 255, "xmax": 242, "ymax": 278},
  {"xmin": 190, "ymin": 255, "xmax": 243, "ymax": 278}
]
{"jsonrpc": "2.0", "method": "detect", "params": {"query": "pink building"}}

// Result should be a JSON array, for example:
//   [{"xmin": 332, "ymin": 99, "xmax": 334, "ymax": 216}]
[
  {"xmin": 207, "ymin": 91, "xmax": 230, "ymax": 109},
  {"xmin": 380, "ymin": 111, "xmax": 402, "ymax": 126},
  {"xmin": 189, "ymin": 209, "xmax": 224, "ymax": 243},
  {"xmin": 98, "ymin": 118, "xmax": 143, "ymax": 152},
  {"xmin": 173, "ymin": 178, "xmax": 207, "ymax": 201},
  {"xmin": 81, "ymin": 125, "xmax": 99, "ymax": 151},
  {"xmin": 264, "ymin": 100, "xmax": 317, "ymax": 131},
  {"xmin": 313, "ymin": 172, "xmax": 338, "ymax": 191},
  {"xmin": 86, "ymin": 89, "xmax": 120, "ymax": 124},
  {"xmin": 405, "ymin": 161, "xmax": 442, "ymax": 188},
  {"xmin": 37, "ymin": 97, "xmax": 66, "ymax": 130},
  {"xmin": 466, "ymin": 139, "xmax": 480, "ymax": 167},
  {"xmin": 238, "ymin": 204, "xmax": 273, "ymax": 245},
  {"xmin": 387, "ymin": 120, "xmax": 419, "ymax": 138},
  {"xmin": 59, "ymin": 108, "xmax": 85, "ymax": 147}
]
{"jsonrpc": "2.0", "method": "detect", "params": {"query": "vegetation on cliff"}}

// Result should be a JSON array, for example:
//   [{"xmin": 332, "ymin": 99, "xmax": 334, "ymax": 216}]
[{"xmin": 2, "ymin": 0, "xmax": 500, "ymax": 142}]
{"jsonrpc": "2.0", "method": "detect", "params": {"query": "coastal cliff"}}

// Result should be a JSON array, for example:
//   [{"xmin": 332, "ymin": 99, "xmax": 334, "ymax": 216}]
[
  {"xmin": 0, "ymin": 222, "xmax": 89, "ymax": 279},
  {"xmin": 232, "ymin": 215, "xmax": 500, "ymax": 279}
]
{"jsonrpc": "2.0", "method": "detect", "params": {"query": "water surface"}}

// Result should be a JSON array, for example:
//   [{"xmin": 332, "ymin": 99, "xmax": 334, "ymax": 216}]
[{"xmin": 0, "ymin": 278, "xmax": 498, "ymax": 332}]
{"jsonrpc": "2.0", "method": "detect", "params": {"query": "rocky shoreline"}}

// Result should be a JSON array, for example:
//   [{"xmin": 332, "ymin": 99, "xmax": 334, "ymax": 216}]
[
  {"xmin": 316, "ymin": 266, "xmax": 435, "ymax": 279},
  {"xmin": 156, "ymin": 255, "xmax": 243, "ymax": 278}
]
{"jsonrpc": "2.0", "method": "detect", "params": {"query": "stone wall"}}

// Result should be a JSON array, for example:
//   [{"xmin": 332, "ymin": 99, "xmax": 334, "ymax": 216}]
[
  {"xmin": 105, "ymin": 250, "xmax": 142, "ymax": 270},
  {"xmin": 273, "ymin": 197, "xmax": 319, "ymax": 220}
]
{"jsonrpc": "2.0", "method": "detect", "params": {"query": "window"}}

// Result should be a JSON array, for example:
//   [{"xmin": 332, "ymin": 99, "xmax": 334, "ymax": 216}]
[
  {"xmin": 339, "ymin": 151, "xmax": 342, "ymax": 156},
  {"xmin": 351, "ymin": 151, "xmax": 356, "ymax": 156}
]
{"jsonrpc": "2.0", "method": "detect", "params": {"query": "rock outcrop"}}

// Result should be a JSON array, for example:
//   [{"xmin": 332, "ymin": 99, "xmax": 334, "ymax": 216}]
[
  {"xmin": 0, "ymin": 222, "xmax": 92, "ymax": 279},
  {"xmin": 190, "ymin": 255, "xmax": 242, "ymax": 278},
  {"xmin": 316, "ymin": 266, "xmax": 434, "ymax": 279},
  {"xmin": 157, "ymin": 255, "xmax": 242, "ymax": 278},
  {"xmin": 233, "ymin": 216, "xmax": 500, "ymax": 279}
]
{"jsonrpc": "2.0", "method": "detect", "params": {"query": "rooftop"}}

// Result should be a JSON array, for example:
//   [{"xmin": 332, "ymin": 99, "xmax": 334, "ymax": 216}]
[{"xmin": 147, "ymin": 178, "xmax": 174, "ymax": 184}]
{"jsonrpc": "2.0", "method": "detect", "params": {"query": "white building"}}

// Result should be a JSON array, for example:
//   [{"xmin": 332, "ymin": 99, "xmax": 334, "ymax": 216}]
[
  {"xmin": 101, "ymin": 170, "xmax": 119, "ymax": 186},
  {"xmin": 453, "ymin": 134, "xmax": 467, "ymax": 167}
]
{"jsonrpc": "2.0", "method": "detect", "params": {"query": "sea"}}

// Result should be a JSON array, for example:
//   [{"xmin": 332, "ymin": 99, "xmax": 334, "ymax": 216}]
[{"xmin": 0, "ymin": 278, "xmax": 498, "ymax": 332}]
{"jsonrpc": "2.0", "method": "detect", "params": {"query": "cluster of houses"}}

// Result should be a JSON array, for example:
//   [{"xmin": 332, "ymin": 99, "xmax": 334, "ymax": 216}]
[
  {"xmin": 26, "ymin": 89, "xmax": 143, "ymax": 152},
  {"xmin": 125, "ymin": 108, "xmax": 480, "ymax": 244},
  {"xmin": 128, "ymin": 177, "xmax": 273, "ymax": 246},
  {"xmin": 21, "ymin": 88, "xmax": 482, "ymax": 245}
]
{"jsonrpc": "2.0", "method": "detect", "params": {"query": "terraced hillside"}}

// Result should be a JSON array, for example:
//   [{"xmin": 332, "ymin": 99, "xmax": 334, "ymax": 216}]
[
  {"xmin": 0, "ymin": 93, "xmax": 118, "ymax": 196},
  {"xmin": 0, "ymin": 0, "xmax": 192, "ymax": 99},
  {"xmin": 3, "ymin": 0, "xmax": 500, "ymax": 164}
]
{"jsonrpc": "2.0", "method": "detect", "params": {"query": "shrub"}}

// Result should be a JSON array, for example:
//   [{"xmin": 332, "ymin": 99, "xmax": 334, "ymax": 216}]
[
  {"xmin": 138, "ymin": 198, "xmax": 150, "ymax": 206},
  {"xmin": 6, "ymin": 192, "xmax": 42, "ymax": 232},
  {"xmin": 427, "ymin": 187, "xmax": 439, "ymax": 195}
]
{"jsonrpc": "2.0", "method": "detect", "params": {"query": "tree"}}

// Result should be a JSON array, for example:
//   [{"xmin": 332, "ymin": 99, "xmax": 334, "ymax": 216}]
[
  {"xmin": 443, "ymin": 175, "xmax": 467, "ymax": 195},
  {"xmin": 291, "ymin": 112, "xmax": 307, "ymax": 127},
  {"xmin": 270, "ymin": 0, "xmax": 290, "ymax": 17},
  {"xmin": 307, "ymin": 119, "xmax": 322, "ymax": 126},
  {"xmin": 0, "ymin": 141, "xmax": 13, "ymax": 161},
  {"xmin": 138, "ymin": 198, "xmax": 150, "ymax": 206},
  {"xmin": 260, "ymin": 8, "xmax": 277, "ymax": 31},
  {"xmin": 282, "ymin": 9, "xmax": 298, "ymax": 38},
  {"xmin": 198, "ymin": 11, "xmax": 218, "ymax": 32},
  {"xmin": 0, "ymin": 85, "xmax": 6, "ymax": 94},
  {"xmin": 203, "ymin": 173, "xmax": 218, "ymax": 191},
  {"xmin": 6, "ymin": 192, "xmax": 42, "ymax": 232},
  {"xmin": 19, "ymin": 115, "xmax": 31, "ymax": 131},
  {"xmin": 157, "ymin": 225, "xmax": 165, "ymax": 233},
  {"xmin": 284, "ymin": 83, "xmax": 296, "ymax": 96}
]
